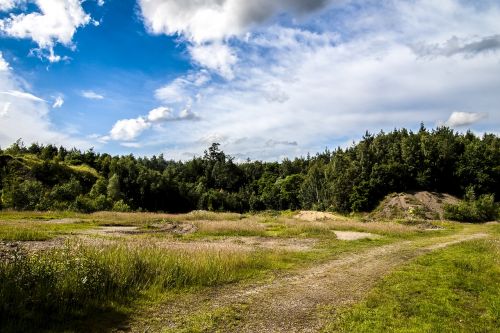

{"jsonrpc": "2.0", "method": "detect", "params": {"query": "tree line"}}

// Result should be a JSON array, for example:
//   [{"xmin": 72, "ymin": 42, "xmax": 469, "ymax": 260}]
[{"xmin": 0, "ymin": 126, "xmax": 498, "ymax": 214}]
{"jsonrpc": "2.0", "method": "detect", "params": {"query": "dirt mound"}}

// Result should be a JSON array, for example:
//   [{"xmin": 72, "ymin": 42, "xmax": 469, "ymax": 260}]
[
  {"xmin": 371, "ymin": 191, "xmax": 459, "ymax": 220},
  {"xmin": 295, "ymin": 211, "xmax": 339, "ymax": 221}
]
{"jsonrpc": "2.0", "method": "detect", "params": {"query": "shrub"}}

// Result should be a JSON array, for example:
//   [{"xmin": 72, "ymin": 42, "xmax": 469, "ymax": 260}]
[
  {"xmin": 444, "ymin": 188, "xmax": 499, "ymax": 222},
  {"xmin": 112, "ymin": 199, "xmax": 131, "ymax": 212}
]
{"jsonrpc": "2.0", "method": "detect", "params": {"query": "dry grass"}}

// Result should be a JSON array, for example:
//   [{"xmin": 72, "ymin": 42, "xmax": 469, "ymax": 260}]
[
  {"xmin": 193, "ymin": 218, "xmax": 266, "ymax": 237},
  {"xmin": 263, "ymin": 217, "xmax": 421, "ymax": 238}
]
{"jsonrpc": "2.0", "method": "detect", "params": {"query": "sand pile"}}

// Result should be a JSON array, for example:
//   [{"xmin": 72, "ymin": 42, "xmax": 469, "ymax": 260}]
[{"xmin": 371, "ymin": 191, "xmax": 459, "ymax": 220}]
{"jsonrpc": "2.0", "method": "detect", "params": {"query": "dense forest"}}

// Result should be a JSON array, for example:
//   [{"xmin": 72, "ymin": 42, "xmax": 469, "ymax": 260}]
[{"xmin": 0, "ymin": 126, "xmax": 499, "ymax": 214}]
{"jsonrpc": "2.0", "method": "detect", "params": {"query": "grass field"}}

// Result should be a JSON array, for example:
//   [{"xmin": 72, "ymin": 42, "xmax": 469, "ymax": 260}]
[{"xmin": 0, "ymin": 210, "xmax": 498, "ymax": 332}]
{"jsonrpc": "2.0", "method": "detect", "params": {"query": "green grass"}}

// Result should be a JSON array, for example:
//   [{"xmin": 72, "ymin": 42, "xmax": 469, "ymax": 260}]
[
  {"xmin": 0, "ymin": 210, "xmax": 85, "ymax": 220},
  {"xmin": 0, "ymin": 241, "xmax": 277, "ymax": 332},
  {"xmin": 323, "ymin": 238, "xmax": 500, "ymax": 333},
  {"xmin": 0, "ymin": 221, "xmax": 95, "ymax": 241}
]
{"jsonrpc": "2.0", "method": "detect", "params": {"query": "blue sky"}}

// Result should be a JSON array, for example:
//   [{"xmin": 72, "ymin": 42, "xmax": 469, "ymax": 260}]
[{"xmin": 0, "ymin": 0, "xmax": 499, "ymax": 160}]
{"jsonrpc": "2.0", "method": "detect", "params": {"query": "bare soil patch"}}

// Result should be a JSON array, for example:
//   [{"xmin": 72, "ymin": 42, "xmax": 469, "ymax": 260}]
[
  {"xmin": 84, "ymin": 222, "xmax": 197, "ymax": 236},
  {"xmin": 295, "ymin": 211, "xmax": 345, "ymax": 221},
  {"xmin": 332, "ymin": 230, "xmax": 380, "ymax": 241},
  {"xmin": 371, "ymin": 191, "xmax": 459, "ymax": 220},
  {"xmin": 42, "ymin": 218, "xmax": 82, "ymax": 224}
]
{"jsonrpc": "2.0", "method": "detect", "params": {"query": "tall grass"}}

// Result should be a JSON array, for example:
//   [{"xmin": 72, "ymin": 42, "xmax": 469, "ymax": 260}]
[{"xmin": 0, "ymin": 241, "xmax": 271, "ymax": 331}]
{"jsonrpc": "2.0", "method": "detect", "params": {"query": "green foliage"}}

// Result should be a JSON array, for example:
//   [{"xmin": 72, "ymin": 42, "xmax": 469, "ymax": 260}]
[
  {"xmin": 1, "ymin": 127, "xmax": 499, "ymax": 214},
  {"xmin": 107, "ymin": 173, "xmax": 121, "ymax": 201},
  {"xmin": 1, "ymin": 179, "xmax": 44, "ymax": 210},
  {"xmin": 112, "ymin": 199, "xmax": 131, "ymax": 212},
  {"xmin": 444, "ymin": 188, "xmax": 499, "ymax": 222}
]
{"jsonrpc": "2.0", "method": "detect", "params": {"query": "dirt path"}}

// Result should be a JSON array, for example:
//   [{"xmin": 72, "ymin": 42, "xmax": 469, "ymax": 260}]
[{"xmin": 124, "ymin": 231, "xmax": 488, "ymax": 333}]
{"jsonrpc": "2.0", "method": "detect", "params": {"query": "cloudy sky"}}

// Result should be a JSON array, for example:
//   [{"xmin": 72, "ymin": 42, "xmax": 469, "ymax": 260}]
[{"xmin": 0, "ymin": 0, "xmax": 499, "ymax": 160}]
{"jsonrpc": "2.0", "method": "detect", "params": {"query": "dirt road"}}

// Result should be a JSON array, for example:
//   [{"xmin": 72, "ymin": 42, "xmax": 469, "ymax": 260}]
[{"xmin": 124, "ymin": 231, "xmax": 488, "ymax": 333}]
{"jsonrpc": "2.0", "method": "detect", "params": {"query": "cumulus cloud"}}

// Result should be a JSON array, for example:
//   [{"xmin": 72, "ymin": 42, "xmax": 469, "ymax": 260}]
[
  {"xmin": 110, "ymin": 117, "xmax": 150, "ymax": 141},
  {"xmin": 445, "ymin": 112, "xmax": 488, "ymax": 127},
  {"xmin": 81, "ymin": 90, "xmax": 104, "ymax": 100},
  {"xmin": 147, "ymin": 106, "xmax": 173, "ymax": 122},
  {"xmin": 0, "ymin": 0, "xmax": 91, "ymax": 62},
  {"xmin": 138, "ymin": 0, "xmax": 333, "ymax": 78},
  {"xmin": 134, "ymin": 0, "xmax": 500, "ymax": 160},
  {"xmin": 0, "ymin": 52, "xmax": 90, "ymax": 148},
  {"xmin": 52, "ymin": 96, "xmax": 64, "ymax": 108},
  {"xmin": 139, "ymin": 0, "xmax": 332, "ymax": 43},
  {"xmin": 108, "ymin": 107, "xmax": 199, "ymax": 141}
]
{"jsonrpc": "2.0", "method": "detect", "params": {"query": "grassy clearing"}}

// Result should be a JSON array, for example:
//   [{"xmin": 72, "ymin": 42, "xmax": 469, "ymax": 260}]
[
  {"xmin": 0, "ymin": 241, "xmax": 277, "ymax": 332},
  {"xmin": 0, "ymin": 210, "xmax": 463, "ymax": 332},
  {"xmin": 323, "ymin": 238, "xmax": 500, "ymax": 333}
]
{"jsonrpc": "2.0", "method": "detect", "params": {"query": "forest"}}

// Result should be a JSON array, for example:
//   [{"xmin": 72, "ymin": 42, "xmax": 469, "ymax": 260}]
[{"xmin": 0, "ymin": 125, "xmax": 499, "ymax": 214}]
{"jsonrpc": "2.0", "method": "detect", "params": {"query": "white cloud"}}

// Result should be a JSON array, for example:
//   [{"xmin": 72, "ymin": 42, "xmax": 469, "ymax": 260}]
[
  {"xmin": 110, "ymin": 117, "xmax": 150, "ymax": 141},
  {"xmin": 133, "ymin": 0, "xmax": 500, "ymax": 160},
  {"xmin": 147, "ymin": 106, "xmax": 173, "ymax": 122},
  {"xmin": 0, "ymin": 101, "xmax": 10, "ymax": 117},
  {"xmin": 155, "ymin": 70, "xmax": 211, "ymax": 105},
  {"xmin": 188, "ymin": 43, "xmax": 237, "ymax": 79},
  {"xmin": 97, "ymin": 0, "xmax": 105, "ymax": 6},
  {"xmin": 139, "ymin": 0, "xmax": 333, "ymax": 78},
  {"xmin": 0, "ymin": 52, "xmax": 9, "ymax": 71},
  {"xmin": 0, "ymin": 89, "xmax": 45, "ymax": 102},
  {"xmin": 139, "ymin": 0, "xmax": 331, "ymax": 43},
  {"xmin": 108, "ymin": 106, "xmax": 199, "ymax": 142},
  {"xmin": 0, "ymin": 0, "xmax": 21, "ymax": 12},
  {"xmin": 52, "ymin": 96, "xmax": 64, "ymax": 108},
  {"xmin": 0, "ymin": 53, "xmax": 90, "ymax": 148},
  {"xmin": 445, "ymin": 112, "xmax": 488, "ymax": 127},
  {"xmin": 81, "ymin": 90, "xmax": 104, "ymax": 100},
  {"xmin": 0, "ymin": 0, "xmax": 91, "ymax": 62}
]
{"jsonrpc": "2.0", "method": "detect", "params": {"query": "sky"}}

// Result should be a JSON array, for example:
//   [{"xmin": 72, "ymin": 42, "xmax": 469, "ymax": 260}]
[{"xmin": 0, "ymin": 0, "xmax": 499, "ymax": 161}]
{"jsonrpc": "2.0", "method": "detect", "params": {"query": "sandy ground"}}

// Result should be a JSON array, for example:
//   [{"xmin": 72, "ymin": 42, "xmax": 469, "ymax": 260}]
[
  {"xmin": 332, "ymin": 230, "xmax": 380, "ymax": 240},
  {"xmin": 123, "ymin": 231, "xmax": 488, "ymax": 333},
  {"xmin": 294, "ymin": 211, "xmax": 341, "ymax": 221}
]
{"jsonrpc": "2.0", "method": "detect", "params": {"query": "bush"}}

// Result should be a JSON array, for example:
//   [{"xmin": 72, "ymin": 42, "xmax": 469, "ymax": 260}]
[
  {"xmin": 444, "ymin": 188, "xmax": 499, "ymax": 222},
  {"xmin": 112, "ymin": 199, "xmax": 131, "ymax": 212}
]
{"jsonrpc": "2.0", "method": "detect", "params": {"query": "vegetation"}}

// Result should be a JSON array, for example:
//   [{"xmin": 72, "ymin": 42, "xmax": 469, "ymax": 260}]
[
  {"xmin": 0, "ymin": 242, "xmax": 275, "ymax": 331},
  {"xmin": 0, "ymin": 126, "xmax": 498, "ymax": 219},
  {"xmin": 444, "ymin": 187, "xmax": 499, "ymax": 222},
  {"xmin": 0, "ymin": 211, "xmax": 421, "ymax": 331},
  {"xmin": 323, "ymin": 239, "xmax": 500, "ymax": 332}
]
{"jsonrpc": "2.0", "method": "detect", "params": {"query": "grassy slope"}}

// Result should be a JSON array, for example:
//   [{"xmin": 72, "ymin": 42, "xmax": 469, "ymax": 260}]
[{"xmin": 324, "ymin": 234, "xmax": 500, "ymax": 332}]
